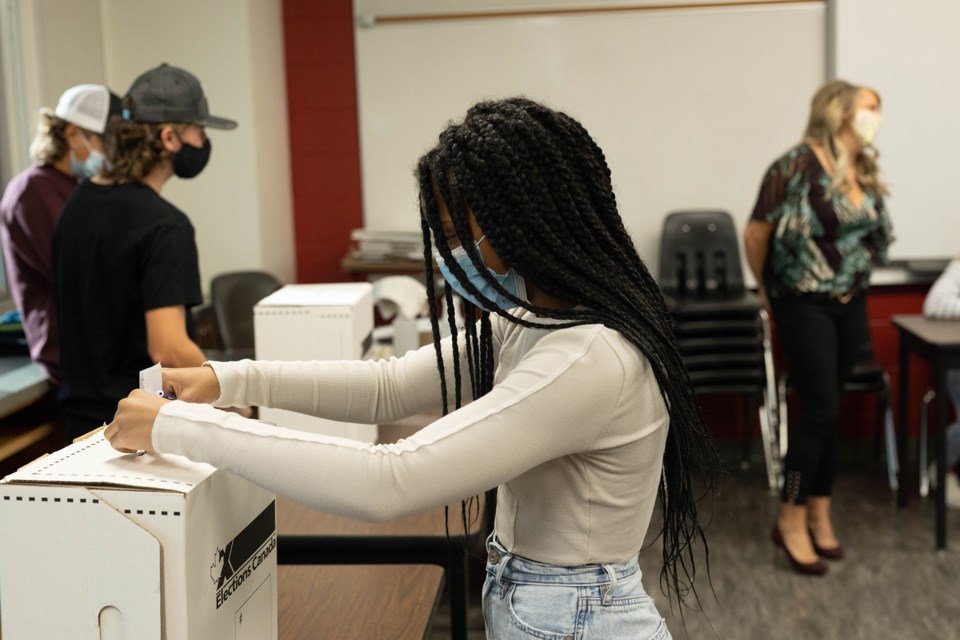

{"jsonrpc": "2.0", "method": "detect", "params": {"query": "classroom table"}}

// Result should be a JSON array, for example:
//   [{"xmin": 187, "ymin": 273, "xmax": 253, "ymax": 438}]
[
  {"xmin": 893, "ymin": 314, "xmax": 960, "ymax": 550},
  {"xmin": 276, "ymin": 413, "xmax": 487, "ymax": 640},
  {"xmin": 277, "ymin": 491, "xmax": 446, "ymax": 639}
]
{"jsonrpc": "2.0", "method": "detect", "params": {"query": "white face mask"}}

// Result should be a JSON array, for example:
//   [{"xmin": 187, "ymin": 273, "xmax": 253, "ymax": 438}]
[{"xmin": 852, "ymin": 109, "xmax": 883, "ymax": 146}]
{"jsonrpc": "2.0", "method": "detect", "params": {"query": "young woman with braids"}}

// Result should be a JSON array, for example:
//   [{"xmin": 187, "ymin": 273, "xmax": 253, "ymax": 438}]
[
  {"xmin": 744, "ymin": 80, "xmax": 894, "ymax": 575},
  {"xmin": 105, "ymin": 97, "xmax": 718, "ymax": 638}
]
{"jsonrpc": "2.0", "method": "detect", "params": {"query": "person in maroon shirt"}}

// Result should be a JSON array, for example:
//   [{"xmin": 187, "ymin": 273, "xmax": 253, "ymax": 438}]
[{"xmin": 0, "ymin": 84, "xmax": 121, "ymax": 385}]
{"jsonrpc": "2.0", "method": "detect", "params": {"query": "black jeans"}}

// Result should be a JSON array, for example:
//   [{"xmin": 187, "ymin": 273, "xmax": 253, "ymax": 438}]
[{"xmin": 771, "ymin": 293, "xmax": 868, "ymax": 504}]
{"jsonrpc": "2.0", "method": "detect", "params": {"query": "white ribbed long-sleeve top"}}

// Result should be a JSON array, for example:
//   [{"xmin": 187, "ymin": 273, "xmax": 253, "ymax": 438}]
[{"xmin": 153, "ymin": 310, "xmax": 669, "ymax": 565}]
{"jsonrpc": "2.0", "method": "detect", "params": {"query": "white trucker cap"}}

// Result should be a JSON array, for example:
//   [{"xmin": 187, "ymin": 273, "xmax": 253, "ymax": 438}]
[{"xmin": 54, "ymin": 84, "xmax": 121, "ymax": 134}]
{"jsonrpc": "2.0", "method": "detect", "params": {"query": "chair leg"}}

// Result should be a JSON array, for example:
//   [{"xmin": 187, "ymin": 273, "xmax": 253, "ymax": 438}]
[
  {"xmin": 777, "ymin": 375, "xmax": 789, "ymax": 460},
  {"xmin": 884, "ymin": 405, "xmax": 899, "ymax": 491},
  {"xmin": 758, "ymin": 403, "xmax": 778, "ymax": 494},
  {"xmin": 874, "ymin": 389, "xmax": 886, "ymax": 462},
  {"xmin": 448, "ymin": 538, "xmax": 470, "ymax": 640},
  {"xmin": 741, "ymin": 394, "xmax": 758, "ymax": 469},
  {"xmin": 919, "ymin": 390, "xmax": 935, "ymax": 498},
  {"xmin": 879, "ymin": 374, "xmax": 899, "ymax": 491}
]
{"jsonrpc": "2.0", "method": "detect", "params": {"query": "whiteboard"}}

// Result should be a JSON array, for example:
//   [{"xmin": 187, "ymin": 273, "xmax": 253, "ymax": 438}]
[
  {"xmin": 355, "ymin": 3, "xmax": 825, "ymax": 274},
  {"xmin": 834, "ymin": 0, "xmax": 960, "ymax": 261},
  {"xmin": 356, "ymin": 0, "xmax": 792, "ymax": 18}
]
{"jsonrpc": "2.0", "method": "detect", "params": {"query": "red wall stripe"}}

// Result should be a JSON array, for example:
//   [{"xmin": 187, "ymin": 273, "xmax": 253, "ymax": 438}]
[{"xmin": 282, "ymin": 0, "xmax": 362, "ymax": 283}]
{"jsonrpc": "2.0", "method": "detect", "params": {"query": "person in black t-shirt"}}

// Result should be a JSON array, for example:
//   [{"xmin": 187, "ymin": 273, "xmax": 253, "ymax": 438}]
[{"xmin": 53, "ymin": 64, "xmax": 237, "ymax": 439}]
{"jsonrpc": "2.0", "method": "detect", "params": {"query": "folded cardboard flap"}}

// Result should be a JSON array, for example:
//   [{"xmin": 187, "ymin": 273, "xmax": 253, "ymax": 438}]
[
  {"xmin": 86, "ymin": 492, "xmax": 162, "ymax": 639},
  {"xmin": 3, "ymin": 432, "xmax": 216, "ymax": 492},
  {"xmin": 75, "ymin": 424, "xmax": 107, "ymax": 443},
  {"xmin": 0, "ymin": 485, "xmax": 163, "ymax": 640}
]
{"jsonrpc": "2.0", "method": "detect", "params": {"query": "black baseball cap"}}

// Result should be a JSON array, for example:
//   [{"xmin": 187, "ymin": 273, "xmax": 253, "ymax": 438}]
[{"xmin": 122, "ymin": 63, "xmax": 237, "ymax": 130}]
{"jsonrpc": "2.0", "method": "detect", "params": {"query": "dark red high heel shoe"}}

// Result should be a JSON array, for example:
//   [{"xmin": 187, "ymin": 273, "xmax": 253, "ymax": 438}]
[
  {"xmin": 771, "ymin": 525, "xmax": 829, "ymax": 575},
  {"xmin": 809, "ymin": 529, "xmax": 844, "ymax": 560}
]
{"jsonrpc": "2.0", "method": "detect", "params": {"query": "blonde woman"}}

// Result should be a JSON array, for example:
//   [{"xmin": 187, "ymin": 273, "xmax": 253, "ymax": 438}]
[
  {"xmin": 743, "ymin": 80, "xmax": 893, "ymax": 575},
  {"xmin": 52, "ymin": 64, "xmax": 236, "ymax": 440}
]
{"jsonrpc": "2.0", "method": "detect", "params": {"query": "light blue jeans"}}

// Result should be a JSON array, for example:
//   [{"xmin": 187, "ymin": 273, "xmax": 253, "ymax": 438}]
[{"xmin": 482, "ymin": 535, "xmax": 670, "ymax": 640}]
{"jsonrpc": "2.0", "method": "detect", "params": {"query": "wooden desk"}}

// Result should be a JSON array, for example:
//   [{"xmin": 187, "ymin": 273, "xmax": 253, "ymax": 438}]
[
  {"xmin": 341, "ymin": 252, "xmax": 427, "ymax": 275},
  {"xmin": 276, "ymin": 412, "xmax": 487, "ymax": 640},
  {"xmin": 893, "ymin": 314, "xmax": 960, "ymax": 549},
  {"xmin": 279, "ymin": 564, "xmax": 443, "ymax": 639},
  {"xmin": 277, "ymin": 495, "xmax": 445, "ymax": 639}
]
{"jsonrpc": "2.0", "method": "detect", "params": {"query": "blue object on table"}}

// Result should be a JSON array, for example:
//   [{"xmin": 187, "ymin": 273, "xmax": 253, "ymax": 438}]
[
  {"xmin": 0, "ymin": 309, "xmax": 28, "ymax": 352},
  {"xmin": 0, "ymin": 309, "xmax": 22, "ymax": 326}
]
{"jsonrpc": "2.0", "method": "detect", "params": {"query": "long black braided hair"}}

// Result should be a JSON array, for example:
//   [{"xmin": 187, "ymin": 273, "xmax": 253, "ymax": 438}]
[{"xmin": 416, "ymin": 97, "xmax": 719, "ymax": 609}]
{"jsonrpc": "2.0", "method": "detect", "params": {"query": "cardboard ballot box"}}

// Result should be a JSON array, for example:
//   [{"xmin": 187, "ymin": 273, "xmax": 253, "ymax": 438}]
[
  {"xmin": 254, "ymin": 282, "xmax": 377, "ymax": 441},
  {"xmin": 0, "ymin": 432, "xmax": 277, "ymax": 640}
]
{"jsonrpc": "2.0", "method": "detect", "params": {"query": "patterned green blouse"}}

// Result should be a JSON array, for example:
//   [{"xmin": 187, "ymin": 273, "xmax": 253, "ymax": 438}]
[{"xmin": 750, "ymin": 144, "xmax": 893, "ymax": 299}]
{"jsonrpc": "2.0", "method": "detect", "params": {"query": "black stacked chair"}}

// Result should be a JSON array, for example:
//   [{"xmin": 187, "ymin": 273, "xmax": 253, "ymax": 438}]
[{"xmin": 658, "ymin": 210, "xmax": 783, "ymax": 491}]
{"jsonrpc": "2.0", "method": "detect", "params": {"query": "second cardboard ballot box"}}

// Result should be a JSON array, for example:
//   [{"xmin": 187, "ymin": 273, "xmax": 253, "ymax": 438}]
[
  {"xmin": 0, "ymin": 432, "xmax": 278, "ymax": 640},
  {"xmin": 254, "ymin": 282, "xmax": 376, "ymax": 441}
]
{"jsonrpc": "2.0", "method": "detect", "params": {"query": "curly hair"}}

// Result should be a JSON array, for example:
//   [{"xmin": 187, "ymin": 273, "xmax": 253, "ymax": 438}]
[
  {"xmin": 803, "ymin": 79, "xmax": 888, "ymax": 198},
  {"xmin": 29, "ymin": 108, "xmax": 71, "ymax": 165},
  {"xmin": 101, "ymin": 116, "xmax": 187, "ymax": 183},
  {"xmin": 416, "ymin": 97, "xmax": 719, "ymax": 611}
]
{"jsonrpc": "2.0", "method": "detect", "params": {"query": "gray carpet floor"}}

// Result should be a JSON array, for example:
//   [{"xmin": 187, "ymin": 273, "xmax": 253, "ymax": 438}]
[{"xmin": 429, "ymin": 448, "xmax": 960, "ymax": 639}]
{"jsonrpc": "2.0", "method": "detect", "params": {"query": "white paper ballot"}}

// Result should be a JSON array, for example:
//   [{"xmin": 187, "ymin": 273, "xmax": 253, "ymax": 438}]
[{"xmin": 139, "ymin": 362, "xmax": 162, "ymax": 394}]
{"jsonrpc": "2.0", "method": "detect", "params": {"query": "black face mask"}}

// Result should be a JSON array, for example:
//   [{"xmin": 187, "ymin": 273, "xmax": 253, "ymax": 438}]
[{"xmin": 172, "ymin": 137, "xmax": 211, "ymax": 179}]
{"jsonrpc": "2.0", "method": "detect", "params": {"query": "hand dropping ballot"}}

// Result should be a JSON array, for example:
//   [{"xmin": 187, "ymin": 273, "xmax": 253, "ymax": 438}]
[
  {"xmin": 0, "ymin": 373, "xmax": 278, "ymax": 639},
  {"xmin": 120, "ymin": 363, "xmax": 175, "ymax": 457}
]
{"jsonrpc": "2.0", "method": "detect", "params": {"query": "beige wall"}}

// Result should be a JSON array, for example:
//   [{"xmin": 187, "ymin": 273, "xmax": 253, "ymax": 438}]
[
  {"xmin": 99, "ymin": 0, "xmax": 295, "ymax": 286},
  {"xmin": 0, "ymin": 0, "xmax": 106, "ymax": 174},
  {"xmin": 31, "ymin": 0, "xmax": 107, "ymax": 102}
]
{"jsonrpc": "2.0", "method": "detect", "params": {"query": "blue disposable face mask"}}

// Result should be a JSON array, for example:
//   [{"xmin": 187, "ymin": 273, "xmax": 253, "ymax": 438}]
[
  {"xmin": 436, "ymin": 235, "xmax": 527, "ymax": 312},
  {"xmin": 69, "ymin": 131, "xmax": 105, "ymax": 179}
]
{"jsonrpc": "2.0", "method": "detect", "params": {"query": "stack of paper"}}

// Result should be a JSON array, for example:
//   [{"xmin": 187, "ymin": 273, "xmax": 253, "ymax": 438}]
[{"xmin": 350, "ymin": 229, "xmax": 424, "ymax": 261}]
